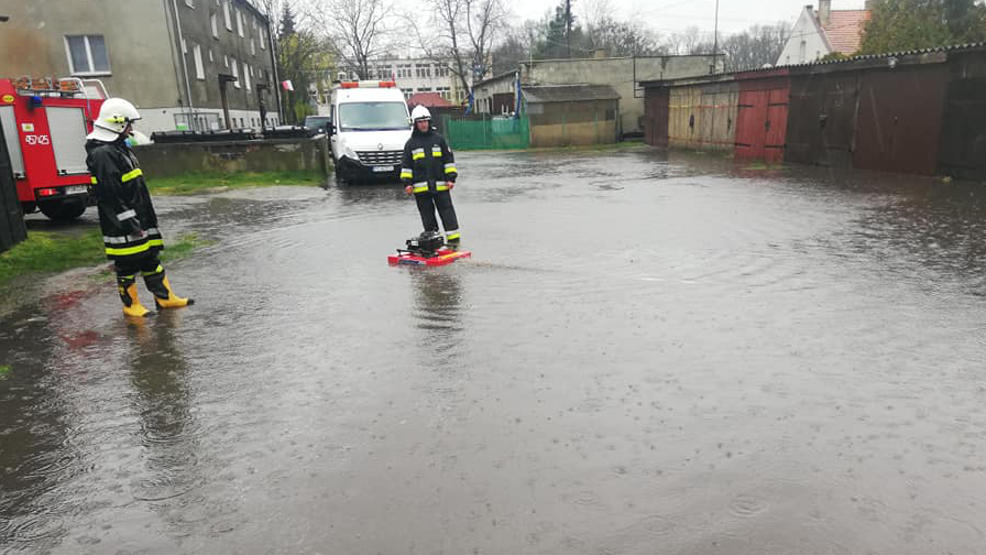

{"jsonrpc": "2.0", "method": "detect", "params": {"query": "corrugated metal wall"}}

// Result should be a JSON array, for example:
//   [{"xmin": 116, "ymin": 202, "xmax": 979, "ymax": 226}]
[
  {"xmin": 644, "ymin": 87, "xmax": 669, "ymax": 148},
  {"xmin": 939, "ymin": 51, "xmax": 986, "ymax": 181},
  {"xmin": 643, "ymin": 47, "xmax": 986, "ymax": 179},
  {"xmin": 786, "ymin": 72, "xmax": 859, "ymax": 168},
  {"xmin": 0, "ymin": 121, "xmax": 27, "ymax": 253},
  {"xmin": 853, "ymin": 66, "xmax": 948, "ymax": 175}
]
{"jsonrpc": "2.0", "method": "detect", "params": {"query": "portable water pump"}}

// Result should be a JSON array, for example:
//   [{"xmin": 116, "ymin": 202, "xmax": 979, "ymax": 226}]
[
  {"xmin": 388, "ymin": 230, "xmax": 471, "ymax": 267},
  {"xmin": 404, "ymin": 231, "xmax": 445, "ymax": 256}
]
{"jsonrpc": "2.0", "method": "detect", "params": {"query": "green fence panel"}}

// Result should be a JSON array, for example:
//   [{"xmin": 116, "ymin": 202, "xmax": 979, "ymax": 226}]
[{"xmin": 445, "ymin": 116, "xmax": 530, "ymax": 150}]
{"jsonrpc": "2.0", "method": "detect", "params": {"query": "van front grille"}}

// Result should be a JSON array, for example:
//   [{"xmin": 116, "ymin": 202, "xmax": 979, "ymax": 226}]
[{"xmin": 357, "ymin": 150, "xmax": 402, "ymax": 165}]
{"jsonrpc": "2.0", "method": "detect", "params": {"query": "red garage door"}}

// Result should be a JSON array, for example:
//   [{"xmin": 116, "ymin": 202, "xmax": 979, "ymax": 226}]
[{"xmin": 734, "ymin": 73, "xmax": 790, "ymax": 163}]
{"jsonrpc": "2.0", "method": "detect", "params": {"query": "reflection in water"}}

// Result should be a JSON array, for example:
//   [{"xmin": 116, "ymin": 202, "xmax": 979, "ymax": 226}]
[
  {"xmin": 810, "ymin": 178, "xmax": 986, "ymax": 295},
  {"xmin": 0, "ymin": 306, "xmax": 72, "ymax": 551},
  {"xmin": 860, "ymin": 182, "xmax": 986, "ymax": 292},
  {"xmin": 410, "ymin": 270, "xmax": 464, "ymax": 366},
  {"xmin": 125, "ymin": 312, "xmax": 206, "ymax": 535},
  {"xmin": 5, "ymin": 149, "xmax": 986, "ymax": 552}
]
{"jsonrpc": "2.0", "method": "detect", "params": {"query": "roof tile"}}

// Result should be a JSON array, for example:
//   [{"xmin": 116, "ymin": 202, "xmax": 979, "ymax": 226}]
[{"xmin": 820, "ymin": 9, "xmax": 872, "ymax": 54}]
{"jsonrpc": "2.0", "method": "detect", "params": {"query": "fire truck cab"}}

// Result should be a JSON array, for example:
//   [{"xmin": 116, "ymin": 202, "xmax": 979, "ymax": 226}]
[{"xmin": 0, "ymin": 77, "xmax": 106, "ymax": 221}]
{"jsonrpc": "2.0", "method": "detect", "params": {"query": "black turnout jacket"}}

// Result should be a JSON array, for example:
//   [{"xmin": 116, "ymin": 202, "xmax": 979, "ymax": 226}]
[
  {"xmin": 85, "ymin": 138, "xmax": 163, "ymax": 262},
  {"xmin": 400, "ymin": 127, "xmax": 458, "ymax": 194}
]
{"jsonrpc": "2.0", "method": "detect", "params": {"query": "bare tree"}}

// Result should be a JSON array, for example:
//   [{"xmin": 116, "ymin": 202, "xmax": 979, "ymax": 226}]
[
  {"xmin": 465, "ymin": 0, "xmax": 505, "ymax": 80},
  {"xmin": 313, "ymin": 0, "xmax": 393, "ymax": 80},
  {"xmin": 719, "ymin": 23, "xmax": 792, "ymax": 71},
  {"xmin": 413, "ymin": 0, "xmax": 507, "ymax": 98},
  {"xmin": 582, "ymin": 16, "xmax": 663, "ymax": 56},
  {"xmin": 663, "ymin": 26, "xmax": 713, "ymax": 55},
  {"xmin": 577, "ymin": 0, "xmax": 613, "ymax": 30}
]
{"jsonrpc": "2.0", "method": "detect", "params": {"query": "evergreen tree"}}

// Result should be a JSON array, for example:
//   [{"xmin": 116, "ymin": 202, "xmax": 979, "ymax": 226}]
[
  {"xmin": 860, "ymin": 0, "xmax": 986, "ymax": 54},
  {"xmin": 534, "ymin": 1, "xmax": 581, "ymax": 59},
  {"xmin": 280, "ymin": 2, "xmax": 297, "ymax": 39}
]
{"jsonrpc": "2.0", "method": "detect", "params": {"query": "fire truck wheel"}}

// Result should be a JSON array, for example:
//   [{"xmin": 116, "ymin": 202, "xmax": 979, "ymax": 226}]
[{"xmin": 39, "ymin": 198, "xmax": 87, "ymax": 221}]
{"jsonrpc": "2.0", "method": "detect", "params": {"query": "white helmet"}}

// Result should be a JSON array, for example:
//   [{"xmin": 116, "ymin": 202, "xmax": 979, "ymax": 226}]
[
  {"xmin": 87, "ymin": 97, "xmax": 141, "ymax": 142},
  {"xmin": 411, "ymin": 105, "xmax": 431, "ymax": 122}
]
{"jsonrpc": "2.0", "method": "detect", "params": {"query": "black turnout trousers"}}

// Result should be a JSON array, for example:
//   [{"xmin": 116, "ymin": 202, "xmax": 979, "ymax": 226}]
[
  {"xmin": 114, "ymin": 252, "xmax": 162, "ymax": 279},
  {"xmin": 415, "ymin": 190, "xmax": 459, "ymax": 234}
]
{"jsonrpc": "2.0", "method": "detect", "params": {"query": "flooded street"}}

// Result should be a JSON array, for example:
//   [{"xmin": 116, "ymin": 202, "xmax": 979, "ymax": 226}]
[{"xmin": 2, "ymin": 147, "xmax": 986, "ymax": 553}]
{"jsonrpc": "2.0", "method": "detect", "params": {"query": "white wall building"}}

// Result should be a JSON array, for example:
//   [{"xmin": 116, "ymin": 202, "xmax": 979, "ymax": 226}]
[
  {"xmin": 777, "ymin": 0, "xmax": 873, "ymax": 65},
  {"xmin": 339, "ymin": 58, "xmax": 471, "ymax": 104}
]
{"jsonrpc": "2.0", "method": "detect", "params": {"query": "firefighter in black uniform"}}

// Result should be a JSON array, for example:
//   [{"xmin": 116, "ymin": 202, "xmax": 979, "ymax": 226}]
[
  {"xmin": 85, "ymin": 98, "xmax": 193, "ymax": 318},
  {"xmin": 400, "ymin": 105, "xmax": 461, "ymax": 245}
]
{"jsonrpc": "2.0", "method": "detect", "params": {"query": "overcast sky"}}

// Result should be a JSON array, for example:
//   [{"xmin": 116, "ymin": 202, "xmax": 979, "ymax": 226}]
[{"xmin": 501, "ymin": 0, "xmax": 868, "ymax": 35}]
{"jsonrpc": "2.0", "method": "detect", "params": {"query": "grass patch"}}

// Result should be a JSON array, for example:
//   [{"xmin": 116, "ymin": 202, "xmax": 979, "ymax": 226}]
[
  {"xmin": 0, "ymin": 229, "xmax": 105, "ymax": 288},
  {"xmin": 741, "ymin": 160, "xmax": 785, "ymax": 171},
  {"xmin": 160, "ymin": 232, "xmax": 213, "ymax": 262},
  {"xmin": 146, "ymin": 171, "xmax": 326, "ymax": 195},
  {"xmin": 0, "ymin": 230, "xmax": 209, "ymax": 290},
  {"xmin": 0, "ymin": 365, "xmax": 11, "ymax": 380}
]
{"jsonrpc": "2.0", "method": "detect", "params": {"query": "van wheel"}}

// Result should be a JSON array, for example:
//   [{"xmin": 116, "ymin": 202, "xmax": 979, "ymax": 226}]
[
  {"xmin": 333, "ymin": 164, "xmax": 349, "ymax": 185},
  {"xmin": 39, "ymin": 198, "xmax": 87, "ymax": 221}
]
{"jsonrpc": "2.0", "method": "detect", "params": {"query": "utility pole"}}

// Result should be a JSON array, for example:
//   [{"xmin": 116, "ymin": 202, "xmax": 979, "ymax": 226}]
[
  {"xmin": 710, "ymin": 0, "xmax": 720, "ymax": 74},
  {"xmin": 566, "ymin": 0, "xmax": 572, "ymax": 58}
]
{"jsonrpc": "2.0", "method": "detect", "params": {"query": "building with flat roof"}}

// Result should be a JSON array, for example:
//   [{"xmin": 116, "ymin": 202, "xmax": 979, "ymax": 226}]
[
  {"xmin": 473, "ymin": 55, "xmax": 721, "ymax": 137},
  {"xmin": 0, "ymin": 0, "xmax": 280, "ymax": 134},
  {"xmin": 340, "ymin": 58, "xmax": 474, "ymax": 105}
]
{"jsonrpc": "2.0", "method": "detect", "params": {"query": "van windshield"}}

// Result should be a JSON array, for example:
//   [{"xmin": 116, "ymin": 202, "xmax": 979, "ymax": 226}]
[{"xmin": 338, "ymin": 102, "xmax": 409, "ymax": 131}]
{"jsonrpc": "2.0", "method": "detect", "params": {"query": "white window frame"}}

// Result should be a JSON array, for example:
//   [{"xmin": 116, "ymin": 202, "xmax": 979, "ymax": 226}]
[
  {"xmin": 193, "ymin": 44, "xmax": 205, "ymax": 80},
  {"xmin": 209, "ymin": 49, "xmax": 214, "ymax": 63},
  {"xmin": 261, "ymin": 29, "xmax": 267, "ymax": 50},
  {"xmin": 224, "ymin": 55, "xmax": 229, "ymax": 68},
  {"xmin": 211, "ymin": 12, "xmax": 219, "ymax": 38},
  {"xmin": 223, "ymin": 1, "xmax": 232, "ymax": 30},
  {"xmin": 64, "ymin": 35, "xmax": 112, "ymax": 76},
  {"xmin": 243, "ymin": 62, "xmax": 251, "ymax": 92},
  {"xmin": 236, "ymin": 9, "xmax": 244, "ymax": 37},
  {"xmin": 250, "ymin": 39, "xmax": 256, "ymax": 56},
  {"xmin": 231, "ymin": 58, "xmax": 240, "ymax": 88}
]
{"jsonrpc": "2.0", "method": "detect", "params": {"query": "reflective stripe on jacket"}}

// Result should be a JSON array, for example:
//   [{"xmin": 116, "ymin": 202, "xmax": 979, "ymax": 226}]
[
  {"xmin": 85, "ymin": 138, "xmax": 164, "ymax": 261},
  {"xmin": 400, "ymin": 128, "xmax": 457, "ymax": 194}
]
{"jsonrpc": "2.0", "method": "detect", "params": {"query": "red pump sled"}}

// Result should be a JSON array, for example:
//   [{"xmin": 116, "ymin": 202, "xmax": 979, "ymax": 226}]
[{"xmin": 388, "ymin": 232, "xmax": 471, "ymax": 267}]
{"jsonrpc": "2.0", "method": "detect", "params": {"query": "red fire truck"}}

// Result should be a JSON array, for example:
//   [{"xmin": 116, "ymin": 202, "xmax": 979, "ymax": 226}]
[{"xmin": 0, "ymin": 77, "xmax": 106, "ymax": 221}]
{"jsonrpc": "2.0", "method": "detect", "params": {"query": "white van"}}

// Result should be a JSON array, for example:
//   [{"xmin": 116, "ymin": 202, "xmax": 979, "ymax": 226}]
[{"xmin": 327, "ymin": 80, "xmax": 411, "ymax": 183}]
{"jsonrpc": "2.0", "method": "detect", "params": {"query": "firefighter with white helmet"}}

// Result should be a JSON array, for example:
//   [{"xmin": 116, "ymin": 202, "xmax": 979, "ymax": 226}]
[
  {"xmin": 85, "ymin": 98, "xmax": 193, "ymax": 318},
  {"xmin": 400, "ymin": 105, "xmax": 461, "ymax": 246}
]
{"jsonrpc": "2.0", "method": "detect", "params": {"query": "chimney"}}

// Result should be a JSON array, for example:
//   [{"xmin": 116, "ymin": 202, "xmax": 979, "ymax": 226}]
[{"xmin": 819, "ymin": 0, "xmax": 831, "ymax": 26}]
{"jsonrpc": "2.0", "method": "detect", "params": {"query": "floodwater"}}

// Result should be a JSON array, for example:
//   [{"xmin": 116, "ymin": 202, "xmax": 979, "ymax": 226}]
[{"xmin": 2, "ymin": 148, "xmax": 986, "ymax": 554}]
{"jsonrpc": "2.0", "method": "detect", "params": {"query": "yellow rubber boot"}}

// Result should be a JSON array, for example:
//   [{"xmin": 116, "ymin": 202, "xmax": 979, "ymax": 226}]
[
  {"xmin": 119, "ymin": 279, "xmax": 153, "ymax": 318},
  {"xmin": 148, "ymin": 275, "xmax": 194, "ymax": 309},
  {"xmin": 143, "ymin": 265, "xmax": 193, "ymax": 309}
]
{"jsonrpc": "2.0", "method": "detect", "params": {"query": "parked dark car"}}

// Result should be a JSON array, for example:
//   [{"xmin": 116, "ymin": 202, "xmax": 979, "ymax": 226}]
[{"xmin": 303, "ymin": 115, "xmax": 332, "ymax": 136}]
